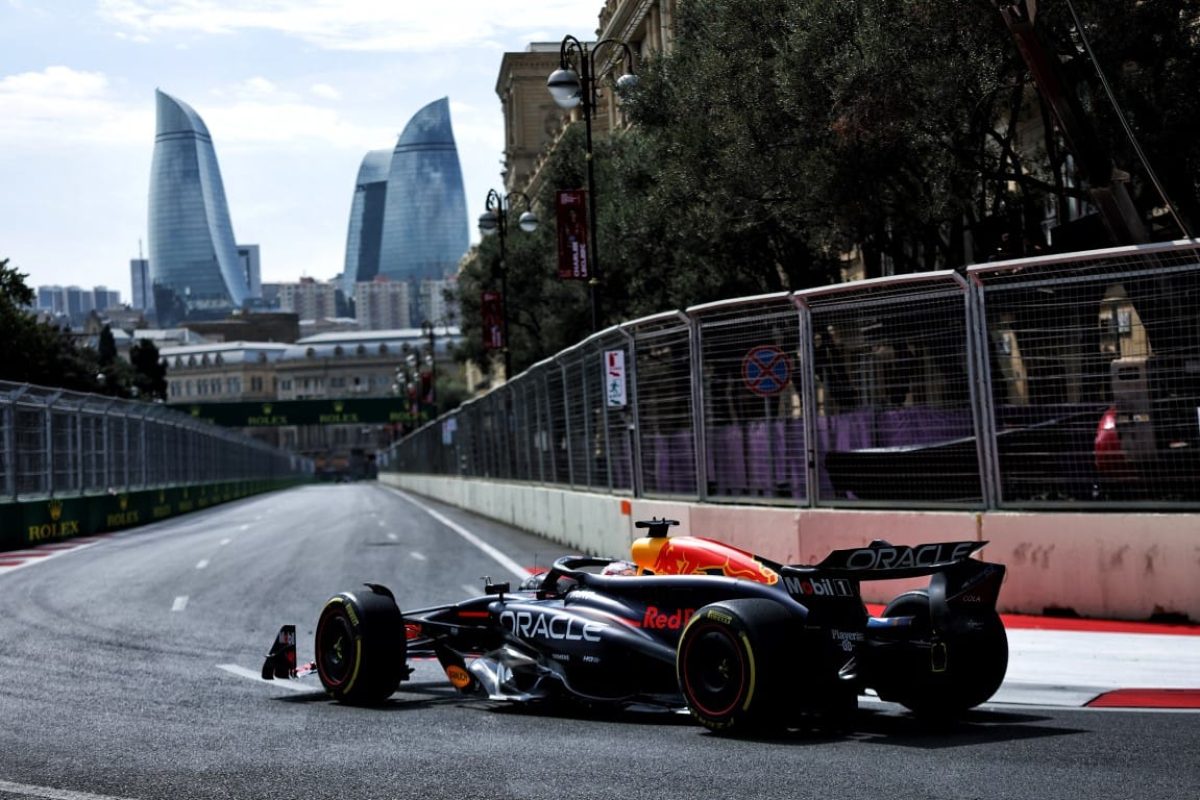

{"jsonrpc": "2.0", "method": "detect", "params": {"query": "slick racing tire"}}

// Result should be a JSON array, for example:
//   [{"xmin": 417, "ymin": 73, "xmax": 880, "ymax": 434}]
[
  {"xmin": 882, "ymin": 590, "xmax": 1007, "ymax": 717},
  {"xmin": 315, "ymin": 585, "xmax": 407, "ymax": 705},
  {"xmin": 676, "ymin": 599, "xmax": 793, "ymax": 735}
]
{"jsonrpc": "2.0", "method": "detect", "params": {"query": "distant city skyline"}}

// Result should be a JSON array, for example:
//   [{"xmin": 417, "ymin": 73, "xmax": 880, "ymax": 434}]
[{"xmin": 0, "ymin": 1, "xmax": 602, "ymax": 302}]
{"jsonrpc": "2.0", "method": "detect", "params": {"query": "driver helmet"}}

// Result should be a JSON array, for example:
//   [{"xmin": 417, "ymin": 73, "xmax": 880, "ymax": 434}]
[{"xmin": 600, "ymin": 560, "xmax": 637, "ymax": 577}]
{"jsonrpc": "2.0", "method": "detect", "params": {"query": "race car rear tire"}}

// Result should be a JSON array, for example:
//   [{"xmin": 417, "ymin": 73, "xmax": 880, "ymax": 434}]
[
  {"xmin": 882, "ymin": 590, "xmax": 1007, "ymax": 717},
  {"xmin": 675, "ymin": 599, "xmax": 793, "ymax": 735},
  {"xmin": 315, "ymin": 585, "xmax": 406, "ymax": 705}
]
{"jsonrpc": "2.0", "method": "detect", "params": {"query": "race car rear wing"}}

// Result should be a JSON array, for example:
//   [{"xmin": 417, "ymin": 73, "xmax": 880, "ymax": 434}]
[{"xmin": 798, "ymin": 540, "xmax": 988, "ymax": 581}]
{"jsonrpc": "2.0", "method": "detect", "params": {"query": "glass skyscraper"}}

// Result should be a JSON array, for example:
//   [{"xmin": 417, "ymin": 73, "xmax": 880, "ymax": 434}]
[
  {"xmin": 341, "ymin": 149, "xmax": 393, "ymax": 295},
  {"xmin": 148, "ymin": 89, "xmax": 251, "ymax": 326},
  {"xmin": 376, "ymin": 98, "xmax": 469, "ymax": 282}
]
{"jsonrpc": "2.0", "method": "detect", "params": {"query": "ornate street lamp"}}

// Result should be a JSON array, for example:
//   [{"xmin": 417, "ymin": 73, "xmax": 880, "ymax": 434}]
[
  {"xmin": 547, "ymin": 35, "xmax": 637, "ymax": 332},
  {"xmin": 478, "ymin": 188, "xmax": 538, "ymax": 379},
  {"xmin": 421, "ymin": 319, "xmax": 437, "ymax": 413}
]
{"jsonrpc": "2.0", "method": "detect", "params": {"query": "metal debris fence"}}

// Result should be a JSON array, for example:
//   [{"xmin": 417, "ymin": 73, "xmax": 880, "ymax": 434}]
[
  {"xmin": 1, "ymin": 381, "xmax": 311, "ymax": 500},
  {"xmin": 382, "ymin": 241, "xmax": 1200, "ymax": 510}
]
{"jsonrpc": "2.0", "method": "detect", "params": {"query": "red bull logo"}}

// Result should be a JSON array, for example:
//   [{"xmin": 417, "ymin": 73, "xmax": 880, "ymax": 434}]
[
  {"xmin": 642, "ymin": 606, "xmax": 695, "ymax": 630},
  {"xmin": 631, "ymin": 536, "xmax": 779, "ymax": 585}
]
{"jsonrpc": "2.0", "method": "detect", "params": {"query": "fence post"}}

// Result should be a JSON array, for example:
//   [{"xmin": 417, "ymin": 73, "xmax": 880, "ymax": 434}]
[
  {"xmin": 3, "ymin": 389, "xmax": 16, "ymax": 500},
  {"xmin": 619, "ymin": 324, "xmax": 643, "ymax": 498},
  {"xmin": 688, "ymin": 313, "xmax": 708, "ymax": 502},
  {"xmin": 583, "ymin": 357, "xmax": 595, "ymax": 488},
  {"xmin": 559, "ymin": 360, "xmax": 574, "ymax": 488},
  {"xmin": 537, "ymin": 373, "xmax": 549, "ymax": 483},
  {"xmin": 599, "ymin": 347, "xmax": 614, "ymax": 492},
  {"xmin": 793, "ymin": 295, "xmax": 819, "ymax": 508},
  {"xmin": 967, "ymin": 275, "xmax": 1002, "ymax": 509}
]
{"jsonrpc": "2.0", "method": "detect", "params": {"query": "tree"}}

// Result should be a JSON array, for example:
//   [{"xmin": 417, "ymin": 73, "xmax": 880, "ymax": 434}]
[
  {"xmin": 98, "ymin": 324, "xmax": 118, "ymax": 367},
  {"xmin": 0, "ymin": 258, "xmax": 122, "ymax": 395},
  {"xmin": 129, "ymin": 338, "xmax": 168, "ymax": 400},
  {"xmin": 454, "ymin": 1, "xmax": 1200, "ymax": 374}
]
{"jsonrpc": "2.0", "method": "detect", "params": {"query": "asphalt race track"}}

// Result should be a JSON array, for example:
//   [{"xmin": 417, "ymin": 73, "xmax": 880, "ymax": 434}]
[{"xmin": 0, "ymin": 483, "xmax": 1197, "ymax": 800}]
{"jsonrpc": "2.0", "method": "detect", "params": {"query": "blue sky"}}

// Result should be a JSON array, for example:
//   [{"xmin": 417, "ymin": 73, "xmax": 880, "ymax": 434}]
[{"xmin": 0, "ymin": 0, "xmax": 599, "ymax": 300}]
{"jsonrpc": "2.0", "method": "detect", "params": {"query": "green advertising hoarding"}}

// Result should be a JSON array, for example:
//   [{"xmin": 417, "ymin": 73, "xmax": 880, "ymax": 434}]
[{"xmin": 173, "ymin": 398, "xmax": 429, "ymax": 427}]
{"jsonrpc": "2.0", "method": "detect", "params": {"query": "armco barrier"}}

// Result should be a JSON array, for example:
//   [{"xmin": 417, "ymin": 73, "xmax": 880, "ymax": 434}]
[
  {"xmin": 379, "ymin": 473, "xmax": 1199, "ymax": 622},
  {"xmin": 0, "ymin": 478, "xmax": 306, "ymax": 552}
]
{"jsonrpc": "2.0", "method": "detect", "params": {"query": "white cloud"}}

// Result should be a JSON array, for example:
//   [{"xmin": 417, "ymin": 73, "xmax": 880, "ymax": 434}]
[
  {"xmin": 310, "ymin": 82, "xmax": 340, "ymax": 101},
  {"xmin": 240, "ymin": 76, "xmax": 277, "ymax": 95},
  {"xmin": 204, "ymin": 100, "xmax": 391, "ymax": 150},
  {"xmin": 0, "ymin": 65, "xmax": 387, "ymax": 152},
  {"xmin": 0, "ymin": 66, "xmax": 151, "ymax": 148},
  {"xmin": 98, "ymin": 0, "xmax": 600, "ymax": 52}
]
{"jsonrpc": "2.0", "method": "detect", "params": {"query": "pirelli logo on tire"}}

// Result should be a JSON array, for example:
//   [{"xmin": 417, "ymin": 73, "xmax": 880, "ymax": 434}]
[{"xmin": 703, "ymin": 609, "xmax": 733, "ymax": 625}]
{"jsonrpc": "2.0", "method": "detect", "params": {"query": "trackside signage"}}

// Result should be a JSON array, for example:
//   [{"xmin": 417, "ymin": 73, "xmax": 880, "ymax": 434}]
[
  {"xmin": 177, "ymin": 398, "xmax": 423, "ymax": 427},
  {"xmin": 1, "ymin": 478, "xmax": 306, "ymax": 552}
]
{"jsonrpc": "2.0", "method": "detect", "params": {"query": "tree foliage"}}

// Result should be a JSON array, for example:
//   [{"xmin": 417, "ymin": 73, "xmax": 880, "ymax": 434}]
[
  {"xmin": 0, "ymin": 258, "xmax": 164, "ymax": 398},
  {"xmin": 455, "ymin": 0, "xmax": 1200, "ymax": 375}
]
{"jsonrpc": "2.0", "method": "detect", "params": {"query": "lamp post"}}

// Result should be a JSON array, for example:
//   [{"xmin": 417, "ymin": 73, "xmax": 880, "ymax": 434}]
[
  {"xmin": 478, "ymin": 189, "xmax": 538, "ymax": 380},
  {"xmin": 421, "ymin": 319, "xmax": 436, "ymax": 414},
  {"xmin": 547, "ymin": 35, "xmax": 637, "ymax": 332}
]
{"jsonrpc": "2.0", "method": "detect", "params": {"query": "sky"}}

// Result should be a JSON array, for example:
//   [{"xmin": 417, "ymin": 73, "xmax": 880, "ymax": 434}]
[{"xmin": 0, "ymin": 0, "xmax": 601, "ymax": 301}]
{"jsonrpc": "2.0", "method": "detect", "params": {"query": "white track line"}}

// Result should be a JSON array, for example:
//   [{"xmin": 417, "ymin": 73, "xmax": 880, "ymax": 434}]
[
  {"xmin": 217, "ymin": 664, "xmax": 315, "ymax": 693},
  {"xmin": 410, "ymin": 551, "xmax": 426, "ymax": 561},
  {"xmin": 195, "ymin": 559, "xmax": 209, "ymax": 570},
  {"xmin": 0, "ymin": 779, "xmax": 139, "ymax": 800},
  {"xmin": 462, "ymin": 583, "xmax": 480, "ymax": 596},
  {"xmin": 220, "ymin": 538, "xmax": 232, "ymax": 546},
  {"xmin": 385, "ymin": 488, "xmax": 529, "ymax": 581},
  {"xmin": 387, "ymin": 532, "xmax": 398, "ymax": 541},
  {"xmin": 171, "ymin": 596, "xmax": 188, "ymax": 612}
]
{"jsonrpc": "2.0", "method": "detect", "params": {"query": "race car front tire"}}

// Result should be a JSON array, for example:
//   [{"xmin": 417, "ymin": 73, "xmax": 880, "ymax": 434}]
[
  {"xmin": 675, "ymin": 599, "xmax": 793, "ymax": 734},
  {"xmin": 315, "ymin": 585, "xmax": 407, "ymax": 705}
]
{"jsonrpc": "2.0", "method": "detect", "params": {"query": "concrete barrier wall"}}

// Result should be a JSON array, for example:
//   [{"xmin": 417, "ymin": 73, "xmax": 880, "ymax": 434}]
[
  {"xmin": 378, "ymin": 474, "xmax": 1199, "ymax": 622},
  {"xmin": 0, "ymin": 478, "xmax": 307, "ymax": 552}
]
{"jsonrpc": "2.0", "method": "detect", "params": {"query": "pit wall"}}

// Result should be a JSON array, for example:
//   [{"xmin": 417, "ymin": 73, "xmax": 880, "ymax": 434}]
[{"xmin": 380, "ymin": 473, "xmax": 1199, "ymax": 622}]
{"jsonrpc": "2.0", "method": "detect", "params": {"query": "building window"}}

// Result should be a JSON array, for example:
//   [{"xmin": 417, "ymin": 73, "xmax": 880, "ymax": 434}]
[{"xmin": 250, "ymin": 376, "xmax": 264, "ymax": 392}]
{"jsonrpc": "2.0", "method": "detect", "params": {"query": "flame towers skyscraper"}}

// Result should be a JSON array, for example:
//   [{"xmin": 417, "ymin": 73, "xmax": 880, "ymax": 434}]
[
  {"xmin": 341, "ymin": 149, "xmax": 393, "ymax": 296},
  {"xmin": 148, "ymin": 89, "xmax": 251, "ymax": 326},
  {"xmin": 376, "ymin": 97, "xmax": 469, "ymax": 282}
]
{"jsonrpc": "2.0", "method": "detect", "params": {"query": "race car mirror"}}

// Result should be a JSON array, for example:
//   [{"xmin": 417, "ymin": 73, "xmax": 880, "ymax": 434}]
[{"xmin": 484, "ymin": 581, "xmax": 510, "ymax": 597}]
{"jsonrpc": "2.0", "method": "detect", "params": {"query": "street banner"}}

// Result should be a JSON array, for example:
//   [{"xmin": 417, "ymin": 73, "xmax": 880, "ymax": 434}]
[
  {"xmin": 556, "ymin": 189, "xmax": 590, "ymax": 280},
  {"xmin": 481, "ymin": 290, "xmax": 504, "ymax": 351},
  {"xmin": 605, "ymin": 349, "xmax": 627, "ymax": 408}
]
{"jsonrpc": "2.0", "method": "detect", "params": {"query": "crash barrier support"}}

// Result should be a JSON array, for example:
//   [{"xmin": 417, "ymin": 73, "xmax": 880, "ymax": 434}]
[
  {"xmin": 381, "ymin": 240, "xmax": 1200, "ymax": 512},
  {"xmin": 379, "ymin": 472, "xmax": 1200, "ymax": 621},
  {"xmin": 0, "ymin": 380, "xmax": 312, "ymax": 552}
]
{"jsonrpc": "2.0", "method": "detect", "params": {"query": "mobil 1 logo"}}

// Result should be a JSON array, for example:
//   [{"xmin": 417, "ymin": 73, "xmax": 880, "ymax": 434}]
[{"xmin": 783, "ymin": 575, "xmax": 856, "ymax": 599}]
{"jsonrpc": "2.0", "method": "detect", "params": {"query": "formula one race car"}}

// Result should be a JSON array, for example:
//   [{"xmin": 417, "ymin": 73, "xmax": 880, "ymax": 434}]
[{"xmin": 263, "ymin": 520, "xmax": 1008, "ymax": 734}]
